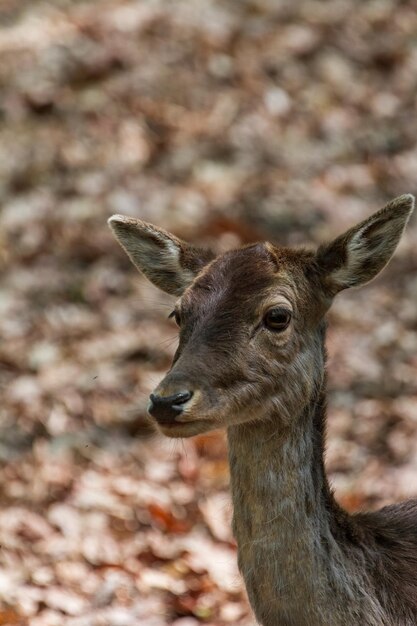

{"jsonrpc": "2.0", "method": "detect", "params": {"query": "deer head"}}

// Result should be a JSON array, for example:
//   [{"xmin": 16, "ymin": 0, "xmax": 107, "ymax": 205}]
[{"xmin": 109, "ymin": 195, "xmax": 414, "ymax": 438}]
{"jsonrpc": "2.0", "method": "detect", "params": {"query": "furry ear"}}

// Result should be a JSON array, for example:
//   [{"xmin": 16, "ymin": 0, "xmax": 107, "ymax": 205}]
[
  {"xmin": 316, "ymin": 194, "xmax": 414, "ymax": 296},
  {"xmin": 108, "ymin": 215, "xmax": 214, "ymax": 296}
]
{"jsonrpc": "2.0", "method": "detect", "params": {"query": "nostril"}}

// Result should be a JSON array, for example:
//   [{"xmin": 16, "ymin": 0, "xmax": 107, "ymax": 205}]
[
  {"xmin": 172, "ymin": 390, "xmax": 193, "ymax": 406},
  {"xmin": 149, "ymin": 391, "xmax": 193, "ymax": 408},
  {"xmin": 149, "ymin": 393, "xmax": 159, "ymax": 407},
  {"xmin": 148, "ymin": 390, "xmax": 193, "ymax": 424}
]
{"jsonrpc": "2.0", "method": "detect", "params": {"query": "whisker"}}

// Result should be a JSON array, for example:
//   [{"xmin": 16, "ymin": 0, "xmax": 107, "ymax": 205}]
[{"xmin": 155, "ymin": 335, "xmax": 179, "ymax": 349}]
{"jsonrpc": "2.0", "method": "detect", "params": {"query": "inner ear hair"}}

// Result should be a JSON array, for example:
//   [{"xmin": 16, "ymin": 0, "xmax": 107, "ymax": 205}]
[
  {"xmin": 316, "ymin": 194, "xmax": 415, "ymax": 295},
  {"xmin": 108, "ymin": 214, "xmax": 214, "ymax": 296}
]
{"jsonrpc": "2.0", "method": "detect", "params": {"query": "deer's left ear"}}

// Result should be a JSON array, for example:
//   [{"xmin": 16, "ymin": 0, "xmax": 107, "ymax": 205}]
[
  {"xmin": 316, "ymin": 194, "xmax": 414, "ymax": 296},
  {"xmin": 108, "ymin": 215, "xmax": 214, "ymax": 296}
]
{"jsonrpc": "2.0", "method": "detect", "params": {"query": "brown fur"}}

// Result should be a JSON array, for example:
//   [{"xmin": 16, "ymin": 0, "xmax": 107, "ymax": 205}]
[{"xmin": 109, "ymin": 195, "xmax": 416, "ymax": 625}]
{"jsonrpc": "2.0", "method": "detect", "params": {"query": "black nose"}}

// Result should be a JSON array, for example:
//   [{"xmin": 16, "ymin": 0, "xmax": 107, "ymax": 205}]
[{"xmin": 148, "ymin": 390, "xmax": 193, "ymax": 424}]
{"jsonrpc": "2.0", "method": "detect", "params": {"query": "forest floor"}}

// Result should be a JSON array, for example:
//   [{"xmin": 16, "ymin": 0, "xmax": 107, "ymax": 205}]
[{"xmin": 1, "ymin": 1, "xmax": 417, "ymax": 624}]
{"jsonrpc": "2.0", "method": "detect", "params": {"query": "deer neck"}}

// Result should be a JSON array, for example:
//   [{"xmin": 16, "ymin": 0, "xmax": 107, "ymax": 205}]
[{"xmin": 227, "ymin": 381, "xmax": 382, "ymax": 626}]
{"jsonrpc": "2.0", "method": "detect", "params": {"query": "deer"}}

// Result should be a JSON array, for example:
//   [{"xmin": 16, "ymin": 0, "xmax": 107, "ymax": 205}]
[{"xmin": 108, "ymin": 194, "xmax": 417, "ymax": 626}]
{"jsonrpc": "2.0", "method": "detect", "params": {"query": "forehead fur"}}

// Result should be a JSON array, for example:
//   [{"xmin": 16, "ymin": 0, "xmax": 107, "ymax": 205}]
[{"xmin": 182, "ymin": 242, "xmax": 316, "ymax": 313}]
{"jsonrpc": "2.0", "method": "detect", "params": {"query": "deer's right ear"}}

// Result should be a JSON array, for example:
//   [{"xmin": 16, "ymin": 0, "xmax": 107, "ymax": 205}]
[{"xmin": 108, "ymin": 215, "xmax": 214, "ymax": 296}]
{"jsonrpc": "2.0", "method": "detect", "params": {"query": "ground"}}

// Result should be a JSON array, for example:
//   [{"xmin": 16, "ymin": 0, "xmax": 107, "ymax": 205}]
[{"xmin": 0, "ymin": 1, "xmax": 417, "ymax": 624}]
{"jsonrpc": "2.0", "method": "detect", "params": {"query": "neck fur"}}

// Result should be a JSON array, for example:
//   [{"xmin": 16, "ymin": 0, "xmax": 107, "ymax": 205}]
[{"xmin": 227, "ymin": 377, "xmax": 384, "ymax": 626}]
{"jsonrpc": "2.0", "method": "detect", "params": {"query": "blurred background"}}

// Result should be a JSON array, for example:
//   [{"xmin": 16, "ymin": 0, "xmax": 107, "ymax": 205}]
[{"xmin": 1, "ymin": 1, "xmax": 417, "ymax": 624}]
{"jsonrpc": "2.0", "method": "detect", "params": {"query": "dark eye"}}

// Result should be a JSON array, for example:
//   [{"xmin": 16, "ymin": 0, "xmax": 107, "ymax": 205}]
[
  {"xmin": 168, "ymin": 310, "xmax": 181, "ymax": 326},
  {"xmin": 264, "ymin": 307, "xmax": 292, "ymax": 331}
]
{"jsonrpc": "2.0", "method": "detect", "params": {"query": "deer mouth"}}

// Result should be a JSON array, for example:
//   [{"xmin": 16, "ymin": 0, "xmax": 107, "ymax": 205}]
[{"xmin": 157, "ymin": 418, "xmax": 215, "ymax": 438}]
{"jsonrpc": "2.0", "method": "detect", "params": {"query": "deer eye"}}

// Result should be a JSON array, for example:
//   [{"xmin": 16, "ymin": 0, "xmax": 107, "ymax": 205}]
[
  {"xmin": 264, "ymin": 307, "xmax": 292, "ymax": 331},
  {"xmin": 168, "ymin": 310, "xmax": 181, "ymax": 326}
]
